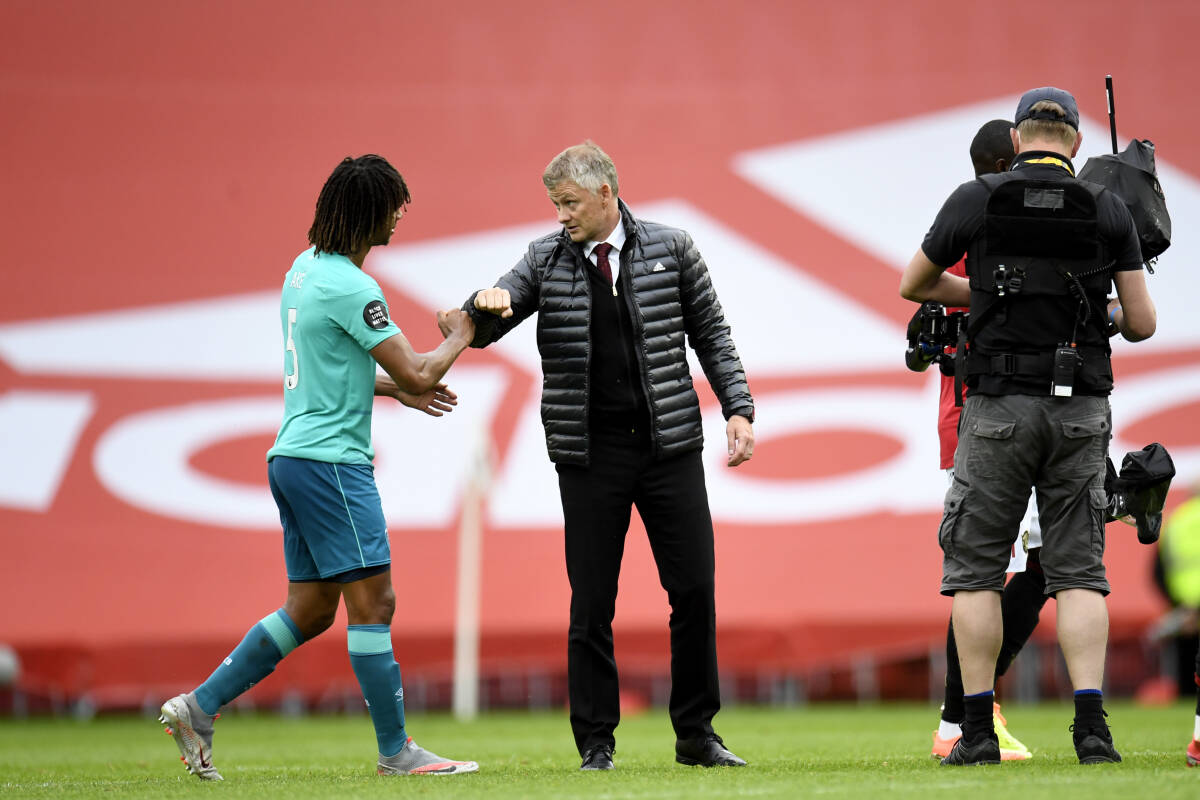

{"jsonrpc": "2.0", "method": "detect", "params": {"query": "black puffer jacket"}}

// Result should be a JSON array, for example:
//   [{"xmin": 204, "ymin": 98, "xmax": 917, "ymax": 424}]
[{"xmin": 466, "ymin": 201, "xmax": 754, "ymax": 465}]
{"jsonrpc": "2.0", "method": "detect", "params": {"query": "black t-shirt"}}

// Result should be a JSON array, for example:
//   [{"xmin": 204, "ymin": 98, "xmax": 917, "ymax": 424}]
[
  {"xmin": 921, "ymin": 152, "xmax": 1143, "ymax": 396},
  {"xmin": 923, "ymin": 152, "xmax": 1142, "ymax": 271}
]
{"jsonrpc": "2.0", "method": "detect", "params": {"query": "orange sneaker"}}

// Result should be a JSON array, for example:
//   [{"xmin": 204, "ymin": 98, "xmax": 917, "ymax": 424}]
[
  {"xmin": 931, "ymin": 730, "xmax": 960, "ymax": 759},
  {"xmin": 1187, "ymin": 738, "xmax": 1200, "ymax": 767}
]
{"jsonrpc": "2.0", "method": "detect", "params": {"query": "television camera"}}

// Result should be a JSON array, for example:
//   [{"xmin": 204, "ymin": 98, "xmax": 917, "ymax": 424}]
[{"xmin": 904, "ymin": 301, "xmax": 967, "ymax": 376}]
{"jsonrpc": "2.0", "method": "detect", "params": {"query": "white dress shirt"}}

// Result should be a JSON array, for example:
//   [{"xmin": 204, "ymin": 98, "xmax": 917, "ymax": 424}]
[{"xmin": 583, "ymin": 221, "xmax": 626, "ymax": 291}]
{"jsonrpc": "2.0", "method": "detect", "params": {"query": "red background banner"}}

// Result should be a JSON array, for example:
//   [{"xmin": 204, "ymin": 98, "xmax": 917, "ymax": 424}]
[{"xmin": 2, "ymin": 0, "xmax": 1198, "ymax": 707}]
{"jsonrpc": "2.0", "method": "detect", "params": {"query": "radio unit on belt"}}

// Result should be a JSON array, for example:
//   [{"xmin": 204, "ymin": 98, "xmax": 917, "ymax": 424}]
[{"xmin": 1052, "ymin": 344, "xmax": 1081, "ymax": 397}]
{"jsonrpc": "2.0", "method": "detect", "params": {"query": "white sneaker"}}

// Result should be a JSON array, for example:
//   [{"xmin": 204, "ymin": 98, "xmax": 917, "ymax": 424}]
[
  {"xmin": 159, "ymin": 692, "xmax": 223, "ymax": 781},
  {"xmin": 377, "ymin": 737, "xmax": 479, "ymax": 775}
]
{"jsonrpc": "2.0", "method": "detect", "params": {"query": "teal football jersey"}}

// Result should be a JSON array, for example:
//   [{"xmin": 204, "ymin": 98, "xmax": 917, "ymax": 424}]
[{"xmin": 267, "ymin": 248, "xmax": 401, "ymax": 464}]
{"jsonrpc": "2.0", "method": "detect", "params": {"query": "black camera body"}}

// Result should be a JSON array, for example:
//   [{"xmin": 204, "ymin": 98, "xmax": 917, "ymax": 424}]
[
  {"xmin": 905, "ymin": 301, "xmax": 968, "ymax": 375},
  {"xmin": 1105, "ymin": 443, "xmax": 1176, "ymax": 544}
]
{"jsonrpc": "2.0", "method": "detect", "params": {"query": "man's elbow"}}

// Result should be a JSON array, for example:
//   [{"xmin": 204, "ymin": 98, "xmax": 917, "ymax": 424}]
[
  {"xmin": 899, "ymin": 278, "xmax": 926, "ymax": 303},
  {"xmin": 1124, "ymin": 314, "xmax": 1156, "ymax": 342}
]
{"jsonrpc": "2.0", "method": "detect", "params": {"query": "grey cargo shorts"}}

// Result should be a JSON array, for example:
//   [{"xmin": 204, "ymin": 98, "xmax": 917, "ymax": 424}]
[{"xmin": 939, "ymin": 393, "xmax": 1111, "ymax": 596}]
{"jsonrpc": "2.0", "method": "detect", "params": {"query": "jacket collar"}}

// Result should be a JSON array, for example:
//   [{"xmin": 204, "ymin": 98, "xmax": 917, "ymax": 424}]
[{"xmin": 616, "ymin": 198, "xmax": 642, "ymax": 242}]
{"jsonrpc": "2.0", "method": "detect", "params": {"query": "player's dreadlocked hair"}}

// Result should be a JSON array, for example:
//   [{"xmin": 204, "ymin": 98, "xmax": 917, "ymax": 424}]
[{"xmin": 308, "ymin": 155, "xmax": 410, "ymax": 256}]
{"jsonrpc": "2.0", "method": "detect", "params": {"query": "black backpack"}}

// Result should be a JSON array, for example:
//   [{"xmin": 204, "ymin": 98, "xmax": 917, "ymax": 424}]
[{"xmin": 1078, "ymin": 139, "xmax": 1171, "ymax": 270}]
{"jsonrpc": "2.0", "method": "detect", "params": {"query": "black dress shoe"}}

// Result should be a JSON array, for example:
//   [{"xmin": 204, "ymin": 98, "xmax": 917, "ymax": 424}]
[
  {"xmin": 675, "ymin": 734, "xmax": 747, "ymax": 767},
  {"xmin": 580, "ymin": 744, "xmax": 615, "ymax": 770}
]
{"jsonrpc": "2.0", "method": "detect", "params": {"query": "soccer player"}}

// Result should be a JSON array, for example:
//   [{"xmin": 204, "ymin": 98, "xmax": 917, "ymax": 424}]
[{"xmin": 159, "ymin": 154, "xmax": 479, "ymax": 779}]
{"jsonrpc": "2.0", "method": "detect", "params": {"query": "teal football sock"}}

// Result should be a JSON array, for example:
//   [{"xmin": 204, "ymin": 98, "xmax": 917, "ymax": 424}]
[
  {"xmin": 194, "ymin": 608, "xmax": 302, "ymax": 716},
  {"xmin": 348, "ymin": 624, "xmax": 407, "ymax": 757}
]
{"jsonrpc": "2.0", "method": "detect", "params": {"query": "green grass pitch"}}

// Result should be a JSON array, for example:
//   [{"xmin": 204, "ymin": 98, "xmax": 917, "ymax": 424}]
[{"xmin": 1, "ymin": 702, "xmax": 1197, "ymax": 798}]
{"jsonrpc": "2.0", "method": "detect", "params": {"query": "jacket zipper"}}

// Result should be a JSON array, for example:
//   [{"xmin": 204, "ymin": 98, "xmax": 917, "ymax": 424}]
[{"xmin": 620, "ymin": 243, "xmax": 657, "ymax": 454}]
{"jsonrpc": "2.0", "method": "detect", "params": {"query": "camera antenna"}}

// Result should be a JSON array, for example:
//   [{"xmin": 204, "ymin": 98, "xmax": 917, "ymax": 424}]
[{"xmin": 1106, "ymin": 74, "xmax": 1119, "ymax": 154}]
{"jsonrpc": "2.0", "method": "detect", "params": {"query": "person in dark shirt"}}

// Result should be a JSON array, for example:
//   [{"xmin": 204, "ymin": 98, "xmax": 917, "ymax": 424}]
[
  {"xmin": 901, "ymin": 87, "xmax": 1156, "ymax": 765},
  {"xmin": 929, "ymin": 119, "xmax": 1039, "ymax": 763}
]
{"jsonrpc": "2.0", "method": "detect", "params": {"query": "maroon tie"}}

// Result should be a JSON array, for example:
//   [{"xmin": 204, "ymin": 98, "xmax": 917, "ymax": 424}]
[{"xmin": 593, "ymin": 242, "xmax": 613, "ymax": 284}]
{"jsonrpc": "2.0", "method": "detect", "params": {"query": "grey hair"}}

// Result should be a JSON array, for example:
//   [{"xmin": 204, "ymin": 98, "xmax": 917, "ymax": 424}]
[{"xmin": 542, "ymin": 140, "xmax": 619, "ymax": 197}]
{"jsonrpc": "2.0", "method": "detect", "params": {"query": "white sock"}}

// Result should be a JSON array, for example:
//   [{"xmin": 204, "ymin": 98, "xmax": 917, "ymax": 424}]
[
  {"xmin": 938, "ymin": 720, "xmax": 962, "ymax": 739},
  {"xmin": 1193, "ymin": 714, "xmax": 1200, "ymax": 741}
]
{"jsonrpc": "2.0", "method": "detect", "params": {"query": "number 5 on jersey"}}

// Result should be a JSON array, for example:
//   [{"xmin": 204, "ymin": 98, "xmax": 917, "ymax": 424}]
[{"xmin": 285, "ymin": 307, "xmax": 299, "ymax": 390}]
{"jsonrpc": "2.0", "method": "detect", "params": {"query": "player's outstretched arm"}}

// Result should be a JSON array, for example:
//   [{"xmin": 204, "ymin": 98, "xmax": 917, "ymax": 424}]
[
  {"xmin": 370, "ymin": 309, "xmax": 475, "ymax": 395},
  {"xmin": 375, "ymin": 376, "xmax": 458, "ymax": 417}
]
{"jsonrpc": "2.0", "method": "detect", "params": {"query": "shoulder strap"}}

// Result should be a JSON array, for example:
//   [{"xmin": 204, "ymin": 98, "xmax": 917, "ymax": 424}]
[{"xmin": 953, "ymin": 298, "xmax": 1011, "ymax": 407}]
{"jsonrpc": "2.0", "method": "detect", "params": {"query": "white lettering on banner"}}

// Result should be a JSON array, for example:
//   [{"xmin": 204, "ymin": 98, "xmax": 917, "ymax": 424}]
[
  {"xmin": 3, "ymin": 96, "xmax": 1198, "ymax": 524},
  {"xmin": 703, "ymin": 387, "xmax": 939, "ymax": 521},
  {"xmin": 72, "ymin": 362, "xmax": 1197, "ymax": 529},
  {"xmin": 487, "ymin": 382, "xmax": 945, "ymax": 527},
  {"xmin": 0, "ymin": 291, "xmax": 280, "ymax": 380},
  {"xmin": 477, "ymin": 369, "xmax": 1200, "ymax": 527},
  {"xmin": 91, "ymin": 369, "xmax": 508, "ymax": 529},
  {"xmin": 94, "ymin": 397, "xmax": 283, "ymax": 528},
  {"xmin": 701, "ymin": 375, "xmax": 1200, "ymax": 522},
  {"xmin": 0, "ymin": 390, "xmax": 94, "ymax": 511}
]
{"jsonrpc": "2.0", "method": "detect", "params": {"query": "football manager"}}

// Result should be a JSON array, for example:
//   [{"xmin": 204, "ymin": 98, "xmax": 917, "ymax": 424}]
[{"xmin": 456, "ymin": 141, "xmax": 754, "ymax": 771}]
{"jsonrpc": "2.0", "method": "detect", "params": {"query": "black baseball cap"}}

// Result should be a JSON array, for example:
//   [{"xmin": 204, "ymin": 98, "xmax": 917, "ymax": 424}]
[{"xmin": 1014, "ymin": 86, "xmax": 1079, "ymax": 130}]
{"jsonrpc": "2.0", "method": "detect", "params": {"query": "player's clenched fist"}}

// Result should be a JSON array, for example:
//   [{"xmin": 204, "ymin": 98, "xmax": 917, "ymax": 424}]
[
  {"xmin": 436, "ymin": 307, "xmax": 474, "ymax": 342},
  {"xmin": 474, "ymin": 287, "xmax": 513, "ymax": 318}
]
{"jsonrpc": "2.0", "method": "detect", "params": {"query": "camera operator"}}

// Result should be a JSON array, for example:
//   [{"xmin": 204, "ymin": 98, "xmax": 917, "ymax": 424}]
[
  {"xmin": 928, "ymin": 119, "xmax": 1038, "ymax": 763},
  {"xmin": 900, "ymin": 87, "xmax": 1156, "ymax": 766}
]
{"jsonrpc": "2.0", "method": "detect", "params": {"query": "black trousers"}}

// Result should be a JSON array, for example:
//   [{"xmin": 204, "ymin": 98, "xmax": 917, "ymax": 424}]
[{"xmin": 556, "ymin": 428, "xmax": 720, "ymax": 754}]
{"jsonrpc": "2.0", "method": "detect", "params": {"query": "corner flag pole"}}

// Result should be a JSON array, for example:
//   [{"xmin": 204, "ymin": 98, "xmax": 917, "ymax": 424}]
[{"xmin": 452, "ymin": 425, "xmax": 493, "ymax": 721}]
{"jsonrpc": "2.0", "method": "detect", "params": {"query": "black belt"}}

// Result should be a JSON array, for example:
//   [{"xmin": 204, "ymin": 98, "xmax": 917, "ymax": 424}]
[
  {"xmin": 968, "ymin": 347, "xmax": 1108, "ymax": 378},
  {"xmin": 967, "ymin": 352, "xmax": 1055, "ymax": 377}
]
